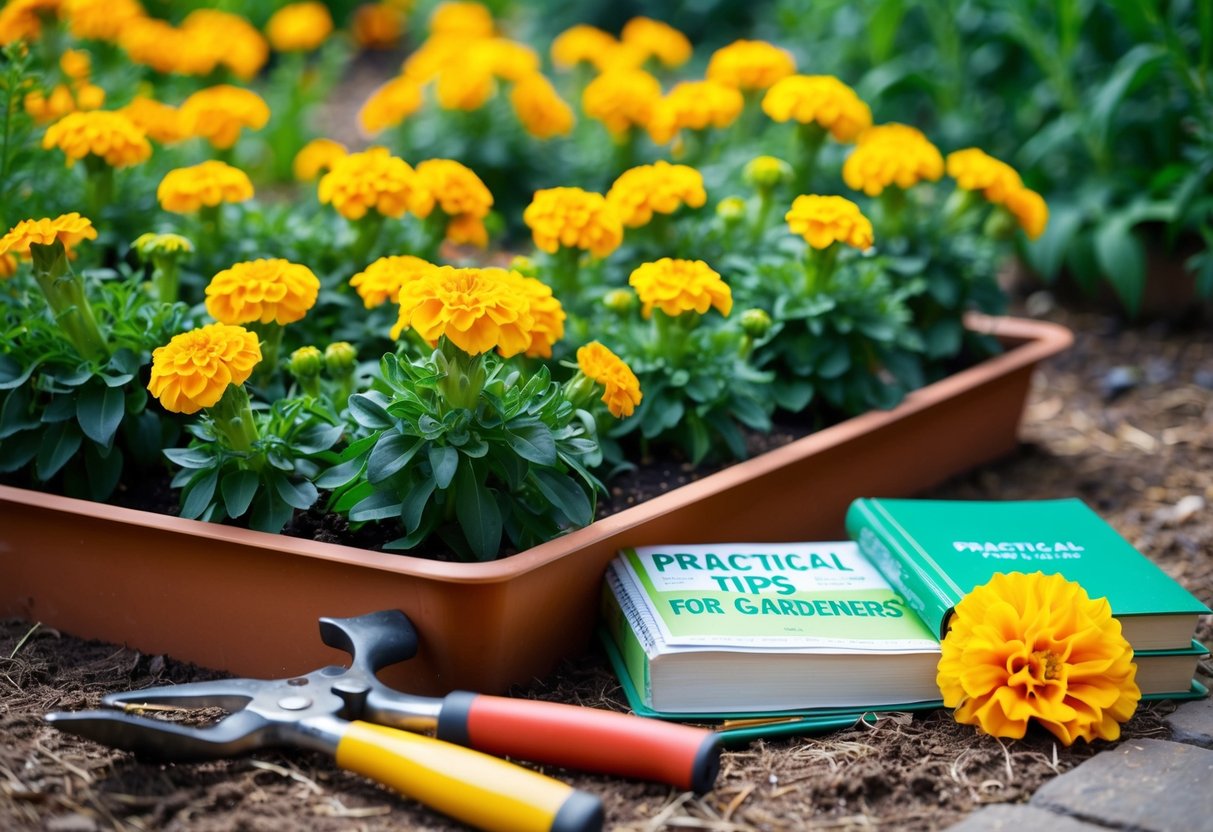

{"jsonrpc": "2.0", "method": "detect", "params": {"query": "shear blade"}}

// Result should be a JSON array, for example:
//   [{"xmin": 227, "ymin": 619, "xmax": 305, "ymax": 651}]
[{"xmin": 45, "ymin": 709, "xmax": 268, "ymax": 761}]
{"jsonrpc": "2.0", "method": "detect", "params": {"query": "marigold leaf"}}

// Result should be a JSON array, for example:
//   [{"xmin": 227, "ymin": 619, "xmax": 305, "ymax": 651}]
[
  {"xmin": 36, "ymin": 420, "xmax": 83, "ymax": 480},
  {"xmin": 180, "ymin": 467, "xmax": 219, "ymax": 520},
  {"xmin": 455, "ymin": 462, "xmax": 502, "ymax": 561},
  {"xmin": 505, "ymin": 420, "xmax": 557, "ymax": 466},
  {"xmin": 76, "ymin": 383, "xmax": 125, "ymax": 448},
  {"xmin": 221, "ymin": 469, "xmax": 259, "ymax": 518},
  {"xmin": 532, "ymin": 467, "xmax": 592, "ymax": 528},
  {"xmin": 429, "ymin": 444, "xmax": 458, "ymax": 489}
]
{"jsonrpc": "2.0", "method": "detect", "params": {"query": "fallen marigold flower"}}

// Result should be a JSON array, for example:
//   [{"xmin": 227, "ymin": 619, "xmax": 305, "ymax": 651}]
[
  {"xmin": 629, "ymin": 258, "xmax": 732, "ymax": 319},
  {"xmin": 706, "ymin": 39, "xmax": 796, "ymax": 91},
  {"xmin": 350, "ymin": 254, "xmax": 437, "ymax": 309},
  {"xmin": 762, "ymin": 74, "xmax": 872, "ymax": 142},
  {"xmin": 180, "ymin": 85, "xmax": 271, "ymax": 150},
  {"xmin": 523, "ymin": 187, "xmax": 622, "ymax": 259},
  {"xmin": 205, "ymin": 258, "xmax": 320, "ymax": 326},
  {"xmin": 42, "ymin": 110, "xmax": 151, "ymax": 168},
  {"xmin": 266, "ymin": 1, "xmax": 333, "ymax": 52},
  {"xmin": 577, "ymin": 341, "xmax": 642, "ymax": 418},
  {"xmin": 786, "ymin": 194, "xmax": 874, "ymax": 250},
  {"xmin": 0, "ymin": 213, "xmax": 97, "ymax": 258},
  {"xmin": 147, "ymin": 323, "xmax": 262, "ymax": 415},
  {"xmin": 157, "ymin": 161, "xmax": 254, "ymax": 214}
]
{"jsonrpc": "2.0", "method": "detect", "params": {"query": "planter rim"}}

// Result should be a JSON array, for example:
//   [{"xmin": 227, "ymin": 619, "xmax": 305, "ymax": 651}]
[{"xmin": 0, "ymin": 313, "xmax": 1070, "ymax": 586}]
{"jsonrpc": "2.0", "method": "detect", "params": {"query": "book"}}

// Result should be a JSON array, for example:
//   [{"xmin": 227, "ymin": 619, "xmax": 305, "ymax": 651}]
[
  {"xmin": 846, "ymin": 497, "xmax": 1211, "ymax": 651},
  {"xmin": 602, "ymin": 541, "xmax": 944, "ymax": 714}
]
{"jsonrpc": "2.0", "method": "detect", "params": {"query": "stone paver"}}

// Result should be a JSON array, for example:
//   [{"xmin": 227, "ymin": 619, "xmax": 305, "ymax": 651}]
[
  {"xmin": 1164, "ymin": 697, "xmax": 1213, "ymax": 749},
  {"xmin": 1029, "ymin": 738, "xmax": 1213, "ymax": 832},
  {"xmin": 944, "ymin": 804, "xmax": 1103, "ymax": 831}
]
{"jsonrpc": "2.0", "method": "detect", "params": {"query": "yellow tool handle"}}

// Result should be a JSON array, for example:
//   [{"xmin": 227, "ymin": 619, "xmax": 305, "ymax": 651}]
[{"xmin": 335, "ymin": 720, "xmax": 602, "ymax": 832}]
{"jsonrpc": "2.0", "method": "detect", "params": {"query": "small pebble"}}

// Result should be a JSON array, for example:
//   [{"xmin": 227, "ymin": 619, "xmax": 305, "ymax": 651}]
[
  {"xmin": 1024, "ymin": 291, "xmax": 1056, "ymax": 318},
  {"xmin": 1153, "ymin": 495, "xmax": 1206, "ymax": 526},
  {"xmin": 1100, "ymin": 366, "xmax": 1141, "ymax": 400}
]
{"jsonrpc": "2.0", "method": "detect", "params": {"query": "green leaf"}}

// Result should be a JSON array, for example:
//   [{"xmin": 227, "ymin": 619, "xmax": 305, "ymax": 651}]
[
  {"xmin": 164, "ymin": 447, "xmax": 215, "ymax": 468},
  {"xmin": 0, "ymin": 355, "xmax": 35, "ymax": 390},
  {"xmin": 401, "ymin": 476, "xmax": 436, "ymax": 533},
  {"xmin": 75, "ymin": 383, "xmax": 125, "ymax": 448},
  {"xmin": 349, "ymin": 490, "xmax": 404, "ymax": 522},
  {"xmin": 455, "ymin": 462, "xmax": 502, "ymax": 560},
  {"xmin": 1089, "ymin": 43, "xmax": 1167, "ymax": 152},
  {"xmin": 41, "ymin": 395, "xmax": 75, "ymax": 424},
  {"xmin": 294, "ymin": 423, "xmax": 344, "ymax": 455},
  {"xmin": 429, "ymin": 444, "xmax": 458, "ymax": 489},
  {"xmin": 1025, "ymin": 202, "xmax": 1085, "ymax": 280},
  {"xmin": 505, "ymin": 420, "xmax": 557, "ymax": 466},
  {"xmin": 221, "ymin": 469, "xmax": 260, "ymax": 518},
  {"xmin": 249, "ymin": 490, "xmax": 295, "ymax": 533},
  {"xmin": 924, "ymin": 321, "xmax": 962, "ymax": 360},
  {"xmin": 685, "ymin": 413, "xmax": 710, "ymax": 466},
  {"xmin": 817, "ymin": 345, "xmax": 851, "ymax": 379},
  {"xmin": 180, "ymin": 467, "xmax": 219, "ymax": 520},
  {"xmin": 532, "ymin": 467, "xmax": 592, "ymax": 527},
  {"xmin": 84, "ymin": 443, "xmax": 123, "ymax": 501},
  {"xmin": 270, "ymin": 471, "xmax": 319, "ymax": 510},
  {"xmin": 1094, "ymin": 217, "xmax": 1147, "ymax": 316},
  {"xmin": 0, "ymin": 428, "xmax": 39, "ymax": 472},
  {"xmin": 35, "ymin": 420, "xmax": 82, "ymax": 480},
  {"xmin": 0, "ymin": 386, "xmax": 39, "ymax": 439},
  {"xmin": 315, "ymin": 450, "xmax": 369, "ymax": 489},
  {"xmin": 348, "ymin": 393, "xmax": 395, "ymax": 430},
  {"xmin": 367, "ymin": 432, "xmax": 424, "ymax": 484}
]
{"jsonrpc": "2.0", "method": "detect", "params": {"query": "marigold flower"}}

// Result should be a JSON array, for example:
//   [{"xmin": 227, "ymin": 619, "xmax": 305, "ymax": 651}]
[
  {"xmin": 393, "ymin": 265, "xmax": 534, "ymax": 357},
  {"xmin": 180, "ymin": 10, "xmax": 269, "ymax": 80},
  {"xmin": 647, "ymin": 80, "xmax": 744, "ymax": 145},
  {"xmin": 619, "ymin": 16, "xmax": 691, "ymax": 68},
  {"xmin": 119, "ymin": 17, "xmax": 190, "ymax": 75},
  {"xmin": 60, "ymin": 48, "xmax": 91, "ymax": 81},
  {"xmin": 629, "ymin": 258, "xmax": 732, "ymax": 319},
  {"xmin": 576, "ymin": 341, "xmax": 641, "ymax": 418},
  {"xmin": 402, "ymin": 35, "xmax": 463, "ymax": 82},
  {"xmin": 435, "ymin": 61, "xmax": 497, "ymax": 111},
  {"xmin": 266, "ymin": 2, "xmax": 333, "ymax": 52},
  {"xmin": 582, "ymin": 69, "xmax": 662, "ymax": 137},
  {"xmin": 946, "ymin": 148, "xmax": 1024, "ymax": 203},
  {"xmin": 352, "ymin": 3, "xmax": 403, "ymax": 50},
  {"xmin": 482, "ymin": 37, "xmax": 540, "ymax": 82},
  {"xmin": 62, "ymin": 0, "xmax": 142, "ymax": 42},
  {"xmin": 133, "ymin": 232, "xmax": 193, "ymax": 259},
  {"xmin": 1004, "ymin": 187, "xmax": 1049, "ymax": 241},
  {"xmin": 119, "ymin": 97, "xmax": 188, "ymax": 145},
  {"xmin": 843, "ymin": 123, "xmax": 944, "ymax": 196},
  {"xmin": 318, "ymin": 147, "xmax": 433, "ymax": 221},
  {"xmin": 205, "ymin": 259, "xmax": 321, "ymax": 326},
  {"xmin": 0, "ymin": 0, "xmax": 59, "ymax": 45},
  {"xmin": 0, "ymin": 213, "xmax": 96, "ymax": 258},
  {"xmin": 446, "ymin": 213, "xmax": 489, "ymax": 248},
  {"xmin": 350, "ymin": 254, "xmax": 437, "ymax": 308},
  {"xmin": 938, "ymin": 572, "xmax": 1140, "ymax": 745},
  {"xmin": 24, "ymin": 83, "xmax": 103, "ymax": 124},
  {"xmin": 592, "ymin": 41, "xmax": 650, "ymax": 73},
  {"xmin": 147, "ymin": 323, "xmax": 262, "ymax": 415},
  {"xmin": 786, "ymin": 195, "xmax": 874, "ymax": 250},
  {"xmin": 706, "ymin": 39, "xmax": 795, "ymax": 91},
  {"xmin": 523, "ymin": 187, "xmax": 623, "ymax": 259},
  {"xmin": 157, "ymin": 161, "xmax": 254, "ymax": 214},
  {"xmin": 293, "ymin": 138, "xmax": 347, "ymax": 181},
  {"xmin": 607, "ymin": 161, "xmax": 706, "ymax": 228},
  {"xmin": 180, "ymin": 85, "xmax": 270, "ymax": 150},
  {"xmin": 551, "ymin": 24, "xmax": 617, "ymax": 69},
  {"xmin": 42, "ymin": 111, "xmax": 151, "ymax": 168},
  {"xmin": 762, "ymin": 74, "xmax": 871, "ymax": 142},
  {"xmin": 359, "ymin": 75, "xmax": 424, "ymax": 134},
  {"xmin": 0, "ymin": 253, "xmax": 17, "ymax": 279},
  {"xmin": 415, "ymin": 158, "xmax": 493, "ymax": 222},
  {"xmin": 510, "ymin": 74, "xmax": 575, "ymax": 139},
  {"xmin": 429, "ymin": 1, "xmax": 494, "ymax": 38},
  {"xmin": 490, "ymin": 268, "xmax": 566, "ymax": 358}
]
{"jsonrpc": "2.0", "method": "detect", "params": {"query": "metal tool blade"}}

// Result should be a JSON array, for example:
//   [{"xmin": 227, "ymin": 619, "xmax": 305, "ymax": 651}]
[{"xmin": 45, "ymin": 709, "xmax": 268, "ymax": 761}]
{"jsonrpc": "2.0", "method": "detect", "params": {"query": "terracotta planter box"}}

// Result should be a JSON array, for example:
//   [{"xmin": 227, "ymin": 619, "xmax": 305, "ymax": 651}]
[{"xmin": 0, "ymin": 314, "xmax": 1071, "ymax": 696}]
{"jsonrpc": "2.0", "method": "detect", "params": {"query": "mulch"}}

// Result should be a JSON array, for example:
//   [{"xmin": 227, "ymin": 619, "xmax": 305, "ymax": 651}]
[{"xmin": 2, "ymin": 301, "xmax": 1211, "ymax": 831}]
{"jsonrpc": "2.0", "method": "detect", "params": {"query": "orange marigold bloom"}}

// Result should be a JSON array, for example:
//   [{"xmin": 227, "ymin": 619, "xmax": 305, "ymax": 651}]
[
  {"xmin": 402, "ymin": 34, "xmax": 463, "ymax": 82},
  {"xmin": 266, "ymin": 2, "xmax": 333, "ymax": 52},
  {"xmin": 120, "ymin": 97, "xmax": 188, "ymax": 145},
  {"xmin": 938, "ymin": 572, "xmax": 1140, "ymax": 745},
  {"xmin": 318, "ymin": 147, "xmax": 433, "ymax": 221},
  {"xmin": 620, "ymin": 16, "xmax": 691, "ymax": 68},
  {"xmin": 647, "ymin": 80, "xmax": 744, "ymax": 145},
  {"xmin": 762, "ymin": 74, "xmax": 872, "ymax": 142},
  {"xmin": 415, "ymin": 158, "xmax": 493, "ymax": 220},
  {"xmin": 629, "ymin": 258, "xmax": 732, "ymax": 319},
  {"xmin": 147, "ymin": 323, "xmax": 262, "ymax": 415},
  {"xmin": 59, "ymin": 48, "xmax": 91, "ymax": 80},
  {"xmin": 42, "ymin": 110, "xmax": 151, "ymax": 168},
  {"xmin": 180, "ymin": 85, "xmax": 271, "ymax": 150},
  {"xmin": 24, "ymin": 82, "xmax": 103, "ymax": 124},
  {"xmin": 205, "ymin": 259, "xmax": 321, "ymax": 326},
  {"xmin": 577, "ymin": 341, "xmax": 642, "ymax": 418},
  {"xmin": 706, "ymin": 39, "xmax": 795, "ymax": 91},
  {"xmin": 946, "ymin": 148, "xmax": 1024, "ymax": 204},
  {"xmin": 0, "ymin": 0, "xmax": 60, "ymax": 45},
  {"xmin": 446, "ymin": 213, "xmax": 489, "ymax": 248},
  {"xmin": 0, "ymin": 213, "xmax": 96, "ymax": 258},
  {"xmin": 786, "ymin": 195, "xmax": 874, "ymax": 250},
  {"xmin": 119, "ymin": 17, "xmax": 190, "ymax": 75},
  {"xmin": 429, "ymin": 1, "xmax": 495, "ymax": 38},
  {"xmin": 490, "ymin": 268, "xmax": 566, "ymax": 358},
  {"xmin": 482, "ymin": 37, "xmax": 540, "ymax": 82},
  {"xmin": 435, "ymin": 60, "xmax": 497, "ymax": 111},
  {"xmin": 352, "ymin": 3, "xmax": 403, "ymax": 50},
  {"xmin": 607, "ymin": 161, "xmax": 706, "ymax": 228},
  {"xmin": 392, "ymin": 266, "xmax": 534, "ymax": 357},
  {"xmin": 523, "ymin": 187, "xmax": 623, "ymax": 259},
  {"xmin": 359, "ymin": 75, "xmax": 424, "ymax": 134},
  {"xmin": 180, "ymin": 10, "xmax": 269, "ymax": 80},
  {"xmin": 551, "ymin": 24, "xmax": 617, "ymax": 70},
  {"xmin": 1004, "ymin": 187, "xmax": 1049, "ymax": 241},
  {"xmin": 0, "ymin": 253, "xmax": 17, "ymax": 279},
  {"xmin": 62, "ymin": 0, "xmax": 142, "ymax": 42},
  {"xmin": 582, "ymin": 69, "xmax": 662, "ymax": 137},
  {"xmin": 350, "ymin": 254, "xmax": 437, "ymax": 308},
  {"xmin": 158, "ymin": 161, "xmax": 254, "ymax": 213},
  {"xmin": 510, "ymin": 74, "xmax": 574, "ymax": 139},
  {"xmin": 293, "ymin": 138, "xmax": 347, "ymax": 181},
  {"xmin": 843, "ymin": 123, "xmax": 944, "ymax": 196}
]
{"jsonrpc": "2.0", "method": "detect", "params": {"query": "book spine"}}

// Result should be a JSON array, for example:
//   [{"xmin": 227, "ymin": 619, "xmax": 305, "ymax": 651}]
[
  {"xmin": 601, "ymin": 565, "xmax": 655, "ymax": 705},
  {"xmin": 845, "ymin": 499, "xmax": 955, "ymax": 639}
]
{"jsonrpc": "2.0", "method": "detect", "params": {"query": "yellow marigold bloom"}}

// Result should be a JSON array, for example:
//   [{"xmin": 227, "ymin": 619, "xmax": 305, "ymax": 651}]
[
  {"xmin": 180, "ymin": 10, "xmax": 269, "ymax": 80},
  {"xmin": 62, "ymin": 0, "xmax": 143, "ymax": 42},
  {"xmin": 435, "ymin": 60, "xmax": 497, "ymax": 111},
  {"xmin": 353, "ymin": 3, "xmax": 403, "ymax": 50},
  {"xmin": 786, "ymin": 195, "xmax": 874, "ymax": 250},
  {"xmin": 0, "ymin": 253, "xmax": 17, "ymax": 279},
  {"xmin": 133, "ymin": 232, "xmax": 193, "ymax": 259},
  {"xmin": 606, "ymin": 161, "xmax": 706, "ymax": 228},
  {"xmin": 647, "ymin": 80, "xmax": 744, "ymax": 145},
  {"xmin": 402, "ymin": 35, "xmax": 463, "ymax": 82},
  {"xmin": 551, "ymin": 24, "xmax": 616, "ymax": 70},
  {"xmin": 318, "ymin": 147, "xmax": 433, "ymax": 221},
  {"xmin": 24, "ymin": 83, "xmax": 103, "ymax": 124},
  {"xmin": 0, "ymin": 0, "xmax": 59, "ymax": 45},
  {"xmin": 180, "ymin": 85, "xmax": 270, "ymax": 150},
  {"xmin": 359, "ymin": 75, "xmax": 423, "ymax": 134},
  {"xmin": 620, "ymin": 16, "xmax": 691, "ymax": 68},
  {"xmin": 488, "ymin": 268, "xmax": 565, "ymax": 358},
  {"xmin": 350, "ymin": 254, "xmax": 436, "ymax": 309},
  {"xmin": 60, "ymin": 48, "xmax": 90, "ymax": 81},
  {"xmin": 1005, "ymin": 187, "xmax": 1049, "ymax": 241},
  {"xmin": 510, "ymin": 74, "xmax": 574, "ymax": 139},
  {"xmin": 762, "ymin": 74, "xmax": 872, "ymax": 142},
  {"xmin": 629, "ymin": 258, "xmax": 732, "ymax": 319},
  {"xmin": 582, "ymin": 69, "xmax": 662, "ymax": 137},
  {"xmin": 293, "ymin": 138, "xmax": 347, "ymax": 181},
  {"xmin": 446, "ymin": 213, "xmax": 489, "ymax": 249},
  {"xmin": 706, "ymin": 39, "xmax": 795, "ymax": 91},
  {"xmin": 592, "ymin": 41, "xmax": 649, "ymax": 73},
  {"xmin": 42, "ymin": 110, "xmax": 151, "ymax": 168},
  {"xmin": 482, "ymin": 37, "xmax": 540, "ymax": 82},
  {"xmin": 119, "ymin": 17, "xmax": 189, "ymax": 75},
  {"xmin": 393, "ymin": 266, "xmax": 534, "ymax": 357},
  {"xmin": 415, "ymin": 158, "xmax": 493, "ymax": 220},
  {"xmin": 120, "ymin": 97, "xmax": 188, "ymax": 145},
  {"xmin": 157, "ymin": 161, "xmax": 254, "ymax": 214},
  {"xmin": 946, "ymin": 148, "xmax": 1024, "ymax": 204},
  {"xmin": 147, "ymin": 323, "xmax": 262, "ymax": 415},
  {"xmin": 205, "ymin": 259, "xmax": 321, "ymax": 326},
  {"xmin": 577, "ymin": 341, "xmax": 642, "ymax": 418},
  {"xmin": 938, "ymin": 572, "xmax": 1140, "ymax": 745},
  {"xmin": 523, "ymin": 187, "xmax": 623, "ymax": 259},
  {"xmin": 843, "ymin": 123, "xmax": 944, "ymax": 197},
  {"xmin": 0, "ymin": 213, "xmax": 96, "ymax": 258},
  {"xmin": 266, "ymin": 2, "xmax": 332, "ymax": 52},
  {"xmin": 429, "ymin": 1, "xmax": 494, "ymax": 38}
]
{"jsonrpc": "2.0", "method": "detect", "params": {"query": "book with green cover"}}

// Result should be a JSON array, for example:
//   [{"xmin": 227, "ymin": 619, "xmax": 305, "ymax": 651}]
[{"xmin": 846, "ymin": 497, "xmax": 1211, "ymax": 650}]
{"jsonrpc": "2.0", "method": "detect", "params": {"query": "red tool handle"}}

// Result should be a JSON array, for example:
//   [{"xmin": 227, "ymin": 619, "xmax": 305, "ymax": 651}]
[{"xmin": 435, "ymin": 692, "xmax": 720, "ymax": 793}]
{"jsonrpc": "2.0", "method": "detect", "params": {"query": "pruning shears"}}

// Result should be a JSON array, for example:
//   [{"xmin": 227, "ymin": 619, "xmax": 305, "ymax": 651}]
[{"xmin": 46, "ymin": 609, "xmax": 720, "ymax": 832}]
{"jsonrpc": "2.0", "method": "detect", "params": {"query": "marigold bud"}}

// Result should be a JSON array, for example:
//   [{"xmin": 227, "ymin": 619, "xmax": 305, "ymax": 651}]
[
  {"xmin": 740, "ymin": 308, "xmax": 772, "ymax": 339},
  {"xmin": 716, "ymin": 196, "xmax": 747, "ymax": 223},
  {"xmin": 289, "ymin": 345, "xmax": 324, "ymax": 380},
  {"xmin": 603, "ymin": 288, "xmax": 636, "ymax": 314},
  {"xmin": 324, "ymin": 341, "xmax": 358, "ymax": 375},
  {"xmin": 743, "ymin": 155, "xmax": 793, "ymax": 190}
]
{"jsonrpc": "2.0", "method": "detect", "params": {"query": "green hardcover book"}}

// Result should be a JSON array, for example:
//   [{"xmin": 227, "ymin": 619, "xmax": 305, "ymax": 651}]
[{"xmin": 846, "ymin": 497, "xmax": 1211, "ymax": 650}]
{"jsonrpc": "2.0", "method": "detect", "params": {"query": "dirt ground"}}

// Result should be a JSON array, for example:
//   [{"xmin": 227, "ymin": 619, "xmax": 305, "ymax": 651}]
[{"xmin": 2, "ymin": 300, "xmax": 1211, "ymax": 832}]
